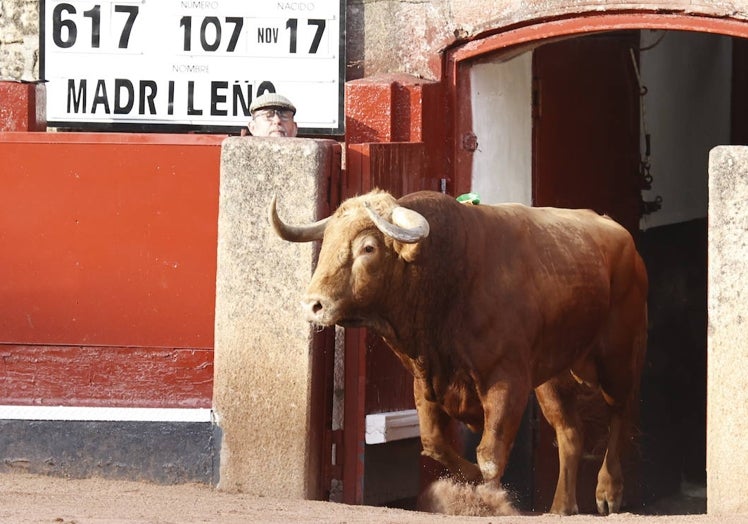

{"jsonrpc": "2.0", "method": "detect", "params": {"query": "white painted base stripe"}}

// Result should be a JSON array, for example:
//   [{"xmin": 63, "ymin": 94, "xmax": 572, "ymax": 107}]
[{"xmin": 0, "ymin": 405, "xmax": 213, "ymax": 423}]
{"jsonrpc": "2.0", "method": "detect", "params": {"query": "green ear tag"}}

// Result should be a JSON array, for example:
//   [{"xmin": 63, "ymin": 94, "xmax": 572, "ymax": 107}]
[{"xmin": 456, "ymin": 193, "xmax": 481, "ymax": 205}]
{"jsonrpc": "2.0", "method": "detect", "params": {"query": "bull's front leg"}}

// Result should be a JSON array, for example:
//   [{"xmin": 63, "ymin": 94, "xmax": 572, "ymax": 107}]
[
  {"xmin": 414, "ymin": 377, "xmax": 482, "ymax": 483},
  {"xmin": 476, "ymin": 377, "xmax": 531, "ymax": 488}
]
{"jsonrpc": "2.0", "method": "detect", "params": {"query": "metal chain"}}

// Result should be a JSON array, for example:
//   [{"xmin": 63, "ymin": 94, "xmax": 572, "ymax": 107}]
[
  {"xmin": 629, "ymin": 48, "xmax": 653, "ymax": 191},
  {"xmin": 630, "ymin": 45, "xmax": 663, "ymax": 217}
]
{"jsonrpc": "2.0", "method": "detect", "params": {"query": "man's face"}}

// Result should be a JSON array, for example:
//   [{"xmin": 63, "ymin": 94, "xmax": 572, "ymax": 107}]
[{"xmin": 248, "ymin": 107, "xmax": 298, "ymax": 137}]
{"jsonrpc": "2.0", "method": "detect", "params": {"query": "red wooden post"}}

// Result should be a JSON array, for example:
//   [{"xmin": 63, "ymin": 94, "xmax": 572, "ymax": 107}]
[
  {"xmin": 345, "ymin": 74, "xmax": 448, "ymax": 187},
  {"xmin": 0, "ymin": 81, "xmax": 46, "ymax": 132}
]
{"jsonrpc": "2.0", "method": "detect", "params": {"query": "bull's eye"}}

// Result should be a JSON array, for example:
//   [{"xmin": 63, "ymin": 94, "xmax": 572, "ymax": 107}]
[{"xmin": 355, "ymin": 234, "xmax": 378, "ymax": 258}]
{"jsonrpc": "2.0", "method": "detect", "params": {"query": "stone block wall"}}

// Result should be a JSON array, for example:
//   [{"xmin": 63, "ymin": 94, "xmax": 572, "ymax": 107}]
[
  {"xmin": 0, "ymin": 0, "xmax": 38, "ymax": 80},
  {"xmin": 5, "ymin": 1, "xmax": 748, "ymax": 82}
]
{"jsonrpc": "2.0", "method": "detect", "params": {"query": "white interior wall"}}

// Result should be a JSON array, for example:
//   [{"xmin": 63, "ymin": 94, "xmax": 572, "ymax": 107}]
[
  {"xmin": 639, "ymin": 31, "xmax": 732, "ymax": 229},
  {"xmin": 469, "ymin": 31, "xmax": 732, "ymax": 228},
  {"xmin": 470, "ymin": 52, "xmax": 533, "ymax": 205}
]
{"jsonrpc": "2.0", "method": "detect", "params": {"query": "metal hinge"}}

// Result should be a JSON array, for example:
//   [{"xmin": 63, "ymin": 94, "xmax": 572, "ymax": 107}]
[
  {"xmin": 327, "ymin": 429, "xmax": 344, "ymax": 502},
  {"xmin": 532, "ymin": 76, "xmax": 541, "ymax": 120},
  {"xmin": 462, "ymin": 132, "xmax": 478, "ymax": 152}
]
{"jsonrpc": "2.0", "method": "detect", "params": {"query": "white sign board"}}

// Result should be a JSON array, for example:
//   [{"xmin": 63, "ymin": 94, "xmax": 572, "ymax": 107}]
[{"xmin": 40, "ymin": 0, "xmax": 344, "ymax": 134}]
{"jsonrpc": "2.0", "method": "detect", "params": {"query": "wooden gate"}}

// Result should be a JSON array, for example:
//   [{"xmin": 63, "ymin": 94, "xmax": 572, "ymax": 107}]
[{"xmin": 338, "ymin": 141, "xmax": 442, "ymax": 505}]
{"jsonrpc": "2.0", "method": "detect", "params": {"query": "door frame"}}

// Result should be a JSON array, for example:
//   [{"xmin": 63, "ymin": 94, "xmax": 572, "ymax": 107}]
[
  {"xmin": 439, "ymin": 10, "xmax": 746, "ymax": 512},
  {"xmin": 336, "ymin": 11, "xmax": 748, "ymax": 505},
  {"xmin": 445, "ymin": 12, "xmax": 748, "ymax": 197}
]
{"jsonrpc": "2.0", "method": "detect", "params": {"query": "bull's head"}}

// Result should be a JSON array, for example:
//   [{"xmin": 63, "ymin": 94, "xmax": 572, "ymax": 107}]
[{"xmin": 269, "ymin": 191, "xmax": 430, "ymax": 329}]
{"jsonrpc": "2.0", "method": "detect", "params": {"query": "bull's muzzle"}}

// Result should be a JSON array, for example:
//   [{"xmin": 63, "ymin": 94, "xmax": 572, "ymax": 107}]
[{"xmin": 301, "ymin": 294, "xmax": 330, "ymax": 325}]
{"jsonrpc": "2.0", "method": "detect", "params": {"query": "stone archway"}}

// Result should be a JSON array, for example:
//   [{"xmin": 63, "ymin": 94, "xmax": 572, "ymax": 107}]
[
  {"xmin": 440, "ymin": 10, "xmax": 748, "ymax": 515},
  {"xmin": 339, "ymin": 8, "xmax": 748, "ymax": 512},
  {"xmin": 444, "ymin": 11, "xmax": 748, "ymax": 193}
]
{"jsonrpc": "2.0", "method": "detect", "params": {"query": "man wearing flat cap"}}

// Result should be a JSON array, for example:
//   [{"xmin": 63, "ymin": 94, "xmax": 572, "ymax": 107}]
[{"xmin": 246, "ymin": 93, "xmax": 298, "ymax": 137}]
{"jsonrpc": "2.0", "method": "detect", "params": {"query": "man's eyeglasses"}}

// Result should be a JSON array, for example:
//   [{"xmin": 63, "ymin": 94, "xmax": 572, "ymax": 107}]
[{"xmin": 254, "ymin": 108, "xmax": 294, "ymax": 122}]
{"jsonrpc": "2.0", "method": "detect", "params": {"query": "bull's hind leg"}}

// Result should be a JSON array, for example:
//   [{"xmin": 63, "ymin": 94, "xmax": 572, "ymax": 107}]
[
  {"xmin": 596, "ymin": 406, "xmax": 625, "ymax": 514},
  {"xmin": 595, "ymin": 314, "xmax": 646, "ymax": 514},
  {"xmin": 596, "ymin": 241, "xmax": 648, "ymax": 514},
  {"xmin": 535, "ymin": 375, "xmax": 583, "ymax": 515}
]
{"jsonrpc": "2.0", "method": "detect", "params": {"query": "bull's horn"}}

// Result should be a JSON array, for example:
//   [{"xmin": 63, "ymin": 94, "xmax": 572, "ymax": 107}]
[
  {"xmin": 269, "ymin": 196, "xmax": 329, "ymax": 242},
  {"xmin": 364, "ymin": 201, "xmax": 430, "ymax": 243}
]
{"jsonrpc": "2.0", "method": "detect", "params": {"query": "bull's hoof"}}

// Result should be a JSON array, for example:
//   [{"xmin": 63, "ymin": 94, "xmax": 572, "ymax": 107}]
[
  {"xmin": 595, "ymin": 487, "xmax": 622, "ymax": 515},
  {"xmin": 549, "ymin": 503, "xmax": 579, "ymax": 516}
]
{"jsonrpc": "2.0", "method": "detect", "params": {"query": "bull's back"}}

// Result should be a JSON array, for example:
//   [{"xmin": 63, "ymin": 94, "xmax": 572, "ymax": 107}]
[
  {"xmin": 471, "ymin": 203, "xmax": 623, "ymax": 301},
  {"xmin": 462, "ymin": 203, "xmax": 642, "ymax": 383}
]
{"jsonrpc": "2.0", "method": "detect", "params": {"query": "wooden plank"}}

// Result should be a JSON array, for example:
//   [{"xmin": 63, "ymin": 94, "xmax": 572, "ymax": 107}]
[
  {"xmin": 365, "ymin": 410, "xmax": 420, "ymax": 444},
  {"xmin": 343, "ymin": 327, "xmax": 367, "ymax": 505},
  {"xmin": 0, "ymin": 345, "xmax": 213, "ymax": 408}
]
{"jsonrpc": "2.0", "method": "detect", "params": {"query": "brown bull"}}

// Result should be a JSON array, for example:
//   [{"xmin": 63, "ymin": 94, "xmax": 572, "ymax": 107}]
[{"xmin": 270, "ymin": 189, "xmax": 647, "ymax": 515}]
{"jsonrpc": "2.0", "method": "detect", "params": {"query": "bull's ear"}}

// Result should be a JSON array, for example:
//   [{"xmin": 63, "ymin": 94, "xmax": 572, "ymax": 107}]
[{"xmin": 394, "ymin": 240, "xmax": 422, "ymax": 263}]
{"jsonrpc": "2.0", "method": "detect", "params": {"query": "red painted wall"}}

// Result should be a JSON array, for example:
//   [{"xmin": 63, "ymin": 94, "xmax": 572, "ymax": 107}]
[{"xmin": 0, "ymin": 132, "xmax": 224, "ymax": 408}]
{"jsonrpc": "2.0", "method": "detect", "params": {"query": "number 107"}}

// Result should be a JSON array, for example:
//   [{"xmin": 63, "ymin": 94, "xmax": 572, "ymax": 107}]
[{"xmin": 179, "ymin": 16, "xmax": 326, "ymax": 53}]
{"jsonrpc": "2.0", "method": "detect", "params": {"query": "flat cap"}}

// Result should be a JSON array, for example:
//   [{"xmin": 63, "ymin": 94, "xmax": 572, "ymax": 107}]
[{"xmin": 249, "ymin": 93, "xmax": 296, "ymax": 115}]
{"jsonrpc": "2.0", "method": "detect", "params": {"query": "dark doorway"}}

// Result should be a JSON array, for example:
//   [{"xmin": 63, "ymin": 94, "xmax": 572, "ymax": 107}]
[{"xmin": 530, "ymin": 30, "xmax": 717, "ymax": 514}]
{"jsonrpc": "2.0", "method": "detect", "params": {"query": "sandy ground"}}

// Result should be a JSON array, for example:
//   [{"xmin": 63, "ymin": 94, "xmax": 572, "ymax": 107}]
[{"xmin": 1, "ymin": 472, "xmax": 747, "ymax": 524}]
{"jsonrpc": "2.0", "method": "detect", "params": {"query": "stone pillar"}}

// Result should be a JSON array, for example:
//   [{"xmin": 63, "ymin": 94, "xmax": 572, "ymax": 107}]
[
  {"xmin": 213, "ymin": 137, "xmax": 340, "ymax": 498},
  {"xmin": 707, "ymin": 146, "xmax": 748, "ymax": 515}
]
